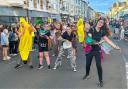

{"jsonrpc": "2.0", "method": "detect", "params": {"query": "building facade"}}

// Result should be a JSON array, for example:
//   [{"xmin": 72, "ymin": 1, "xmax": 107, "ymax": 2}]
[
  {"xmin": 87, "ymin": 6, "xmax": 95, "ymax": 20},
  {"xmin": 0, "ymin": 0, "xmax": 95, "ymax": 24}
]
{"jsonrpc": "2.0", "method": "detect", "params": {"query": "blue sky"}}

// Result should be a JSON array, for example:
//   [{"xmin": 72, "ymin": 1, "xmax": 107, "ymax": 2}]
[{"xmin": 87, "ymin": 0, "xmax": 116, "ymax": 13}]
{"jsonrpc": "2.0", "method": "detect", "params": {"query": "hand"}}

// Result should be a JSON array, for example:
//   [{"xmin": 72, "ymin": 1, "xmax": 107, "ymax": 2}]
[
  {"xmin": 45, "ymin": 35, "xmax": 49, "ymax": 39},
  {"xmin": 58, "ymin": 36, "xmax": 63, "ymax": 40},
  {"xmin": 94, "ymin": 41, "xmax": 100, "ymax": 45},
  {"xmin": 115, "ymin": 46, "xmax": 122, "ymax": 53},
  {"xmin": 115, "ymin": 46, "xmax": 120, "ymax": 50}
]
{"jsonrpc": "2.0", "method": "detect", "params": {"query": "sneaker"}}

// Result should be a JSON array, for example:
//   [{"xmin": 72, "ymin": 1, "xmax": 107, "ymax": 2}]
[
  {"xmin": 67, "ymin": 55, "xmax": 70, "ymax": 59},
  {"xmin": 73, "ymin": 68, "xmax": 77, "ymax": 72},
  {"xmin": 97, "ymin": 81, "xmax": 103, "ymax": 87},
  {"xmin": 48, "ymin": 65, "xmax": 51, "ymax": 70},
  {"xmin": 83, "ymin": 75, "xmax": 91, "ymax": 80},
  {"xmin": 53, "ymin": 67, "xmax": 57, "ymax": 70},
  {"xmin": 7, "ymin": 56, "xmax": 11, "ymax": 60},
  {"xmin": 52, "ymin": 54, "xmax": 55, "ymax": 57},
  {"xmin": 38, "ymin": 64, "xmax": 43, "ymax": 69},
  {"xmin": 15, "ymin": 64, "xmax": 22, "ymax": 69},
  {"xmin": 10, "ymin": 54, "xmax": 13, "ymax": 56},
  {"xmin": 3, "ymin": 57, "xmax": 7, "ymax": 61},
  {"xmin": 29, "ymin": 65, "xmax": 34, "ymax": 69},
  {"xmin": 13, "ymin": 54, "xmax": 17, "ymax": 56},
  {"xmin": 23, "ymin": 61, "xmax": 27, "ymax": 64}
]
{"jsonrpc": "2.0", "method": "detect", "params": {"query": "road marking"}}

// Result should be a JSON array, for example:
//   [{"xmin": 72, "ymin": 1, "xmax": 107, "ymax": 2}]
[{"xmin": 122, "ymin": 54, "xmax": 128, "ymax": 89}]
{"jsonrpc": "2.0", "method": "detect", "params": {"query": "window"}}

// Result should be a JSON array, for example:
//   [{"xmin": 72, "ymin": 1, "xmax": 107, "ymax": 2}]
[
  {"xmin": 46, "ymin": 0, "xmax": 49, "ymax": 10},
  {"xmin": 34, "ymin": 0, "xmax": 37, "ymax": 8},
  {"xmin": 40, "ymin": 0, "xmax": 43, "ymax": 9}
]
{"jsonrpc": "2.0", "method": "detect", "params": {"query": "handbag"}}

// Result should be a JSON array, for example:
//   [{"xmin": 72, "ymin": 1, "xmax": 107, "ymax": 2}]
[
  {"xmin": 101, "ymin": 42, "xmax": 112, "ymax": 54},
  {"xmin": 84, "ymin": 45, "xmax": 92, "ymax": 54},
  {"xmin": 63, "ymin": 41, "xmax": 72, "ymax": 49}
]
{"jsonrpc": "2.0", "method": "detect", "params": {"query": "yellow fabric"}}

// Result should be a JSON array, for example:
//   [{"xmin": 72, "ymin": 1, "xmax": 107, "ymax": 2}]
[
  {"xmin": 77, "ymin": 18, "xmax": 85, "ymax": 43},
  {"xmin": 32, "ymin": 32, "xmax": 35, "ymax": 37},
  {"xmin": 48, "ymin": 18, "xmax": 53, "ymax": 23},
  {"xmin": 18, "ymin": 17, "xmax": 33, "ymax": 61}
]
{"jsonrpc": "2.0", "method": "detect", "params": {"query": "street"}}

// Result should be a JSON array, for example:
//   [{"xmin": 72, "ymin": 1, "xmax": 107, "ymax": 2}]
[
  {"xmin": 0, "ymin": 37, "xmax": 127, "ymax": 89},
  {"xmin": 0, "ymin": 0, "xmax": 128, "ymax": 88}
]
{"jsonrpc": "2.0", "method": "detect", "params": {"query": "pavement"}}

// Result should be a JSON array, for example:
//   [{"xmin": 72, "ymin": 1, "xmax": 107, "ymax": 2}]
[{"xmin": 0, "ymin": 41, "xmax": 127, "ymax": 89}]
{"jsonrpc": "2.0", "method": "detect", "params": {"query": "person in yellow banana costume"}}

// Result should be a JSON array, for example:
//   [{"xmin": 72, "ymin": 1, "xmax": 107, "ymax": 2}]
[
  {"xmin": 77, "ymin": 17, "xmax": 85, "ymax": 43},
  {"xmin": 15, "ymin": 17, "xmax": 36, "ymax": 69}
]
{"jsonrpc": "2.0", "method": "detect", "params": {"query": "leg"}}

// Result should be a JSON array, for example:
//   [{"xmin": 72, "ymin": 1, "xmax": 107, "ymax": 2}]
[
  {"xmin": 15, "ymin": 41, "xmax": 19, "ymax": 54},
  {"xmin": 4, "ymin": 47, "xmax": 8, "ymax": 59},
  {"xmin": 83, "ymin": 52, "xmax": 93, "ymax": 80},
  {"xmin": 85, "ymin": 52, "xmax": 93, "ymax": 76},
  {"xmin": 9, "ymin": 42, "xmax": 12, "ymax": 54},
  {"xmin": 12, "ymin": 41, "xmax": 15, "ymax": 54},
  {"xmin": 27, "ymin": 52, "xmax": 33, "ymax": 68},
  {"xmin": 2, "ymin": 47, "xmax": 5, "ymax": 60},
  {"xmin": 52, "ymin": 43, "xmax": 57, "ymax": 56},
  {"xmin": 14, "ymin": 54, "xmax": 23, "ymax": 69},
  {"xmin": 94, "ymin": 52, "xmax": 103, "ymax": 82},
  {"xmin": 68, "ymin": 48, "xmax": 77, "ymax": 69},
  {"xmin": 53, "ymin": 46, "xmax": 64, "ymax": 69},
  {"xmin": 44, "ymin": 51, "xmax": 51, "ymax": 66},
  {"xmin": 37, "ymin": 52, "xmax": 44, "ymax": 69},
  {"xmin": 39, "ymin": 52, "xmax": 44, "ymax": 65}
]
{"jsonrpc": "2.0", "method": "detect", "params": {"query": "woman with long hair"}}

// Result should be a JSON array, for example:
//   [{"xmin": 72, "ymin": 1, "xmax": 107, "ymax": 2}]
[
  {"xmin": 51, "ymin": 22, "xmax": 63, "ymax": 56},
  {"xmin": 83, "ymin": 17, "xmax": 121, "ymax": 87}
]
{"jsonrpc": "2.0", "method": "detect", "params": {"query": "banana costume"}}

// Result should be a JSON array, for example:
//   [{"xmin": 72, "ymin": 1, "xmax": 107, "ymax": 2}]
[
  {"xmin": 18, "ymin": 17, "xmax": 33, "ymax": 62},
  {"xmin": 48, "ymin": 17, "xmax": 53, "ymax": 23},
  {"xmin": 77, "ymin": 17, "xmax": 85, "ymax": 43}
]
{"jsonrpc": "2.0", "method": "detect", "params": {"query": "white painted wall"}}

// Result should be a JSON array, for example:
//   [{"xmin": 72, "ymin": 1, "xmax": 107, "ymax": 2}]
[{"xmin": 28, "ymin": 0, "xmax": 34, "ymax": 10}]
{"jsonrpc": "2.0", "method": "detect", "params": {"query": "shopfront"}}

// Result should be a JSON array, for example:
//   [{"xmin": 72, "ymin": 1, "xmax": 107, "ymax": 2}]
[{"xmin": 0, "ymin": 6, "xmax": 51, "ymax": 25}]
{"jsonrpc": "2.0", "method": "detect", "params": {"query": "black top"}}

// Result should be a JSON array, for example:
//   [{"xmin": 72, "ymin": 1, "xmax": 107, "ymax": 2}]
[
  {"xmin": 38, "ymin": 29, "xmax": 51, "ymax": 43},
  {"xmin": 88, "ymin": 28, "xmax": 106, "ymax": 51},
  {"xmin": 62, "ymin": 31, "xmax": 76, "ymax": 42},
  {"xmin": 115, "ymin": 23, "xmax": 120, "ymax": 28}
]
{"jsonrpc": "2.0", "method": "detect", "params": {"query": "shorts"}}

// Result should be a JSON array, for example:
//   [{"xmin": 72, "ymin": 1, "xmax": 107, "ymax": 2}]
[
  {"xmin": 38, "ymin": 43, "xmax": 48, "ymax": 52},
  {"xmin": 2, "ymin": 45, "xmax": 8, "ymax": 48}
]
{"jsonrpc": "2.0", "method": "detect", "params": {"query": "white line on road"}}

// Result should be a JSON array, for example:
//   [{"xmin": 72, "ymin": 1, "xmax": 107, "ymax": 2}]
[
  {"xmin": 114, "ymin": 40, "xmax": 128, "ymax": 89},
  {"xmin": 122, "ymin": 54, "xmax": 128, "ymax": 89}
]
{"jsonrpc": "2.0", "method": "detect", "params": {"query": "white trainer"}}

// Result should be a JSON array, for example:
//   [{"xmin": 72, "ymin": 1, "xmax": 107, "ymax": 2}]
[{"xmin": 73, "ymin": 68, "xmax": 77, "ymax": 72}]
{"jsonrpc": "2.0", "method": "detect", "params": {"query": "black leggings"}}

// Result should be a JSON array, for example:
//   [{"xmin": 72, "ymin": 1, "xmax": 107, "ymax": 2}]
[
  {"xmin": 86, "ymin": 51, "xmax": 102, "ymax": 81},
  {"xmin": 9, "ymin": 41, "xmax": 15, "ymax": 54}
]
